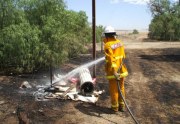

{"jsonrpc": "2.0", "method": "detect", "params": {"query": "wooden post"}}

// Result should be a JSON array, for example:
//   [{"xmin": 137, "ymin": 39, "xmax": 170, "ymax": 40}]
[{"xmin": 92, "ymin": 0, "xmax": 96, "ymax": 78}]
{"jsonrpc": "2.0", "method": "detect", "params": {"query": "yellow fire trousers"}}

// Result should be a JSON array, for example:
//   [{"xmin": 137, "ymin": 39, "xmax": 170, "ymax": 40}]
[{"xmin": 109, "ymin": 78, "xmax": 125, "ymax": 109}]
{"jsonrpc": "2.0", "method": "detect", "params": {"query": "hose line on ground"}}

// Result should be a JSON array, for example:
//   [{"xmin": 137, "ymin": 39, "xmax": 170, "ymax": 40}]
[{"xmin": 116, "ymin": 79, "xmax": 140, "ymax": 124}]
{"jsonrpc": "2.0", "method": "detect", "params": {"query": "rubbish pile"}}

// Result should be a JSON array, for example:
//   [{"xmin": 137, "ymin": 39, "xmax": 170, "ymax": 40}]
[{"xmin": 33, "ymin": 68, "xmax": 104, "ymax": 103}]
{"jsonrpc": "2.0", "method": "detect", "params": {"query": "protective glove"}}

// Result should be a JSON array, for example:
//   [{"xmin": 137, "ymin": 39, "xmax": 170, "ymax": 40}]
[{"xmin": 114, "ymin": 72, "xmax": 120, "ymax": 80}]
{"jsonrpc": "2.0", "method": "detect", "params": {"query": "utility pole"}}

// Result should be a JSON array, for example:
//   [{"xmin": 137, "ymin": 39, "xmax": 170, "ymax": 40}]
[{"xmin": 92, "ymin": 0, "xmax": 96, "ymax": 78}]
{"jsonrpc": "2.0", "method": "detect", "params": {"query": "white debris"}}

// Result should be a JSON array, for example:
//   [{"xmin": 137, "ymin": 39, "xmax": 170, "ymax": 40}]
[
  {"xmin": 53, "ymin": 79, "xmax": 68, "ymax": 86},
  {"xmin": 34, "ymin": 85, "xmax": 104, "ymax": 103},
  {"xmin": 33, "ymin": 72, "xmax": 104, "ymax": 103},
  {"xmin": 54, "ymin": 86, "xmax": 77, "ymax": 93},
  {"xmin": 0, "ymin": 101, "xmax": 5, "ymax": 105},
  {"xmin": 20, "ymin": 81, "xmax": 32, "ymax": 89},
  {"xmin": 93, "ymin": 90, "xmax": 105, "ymax": 96},
  {"xmin": 68, "ymin": 94, "xmax": 98, "ymax": 103}
]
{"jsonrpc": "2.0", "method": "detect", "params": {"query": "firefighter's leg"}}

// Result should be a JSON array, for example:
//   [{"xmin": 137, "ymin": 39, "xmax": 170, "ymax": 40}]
[
  {"xmin": 118, "ymin": 78, "xmax": 125, "ymax": 111},
  {"xmin": 109, "ymin": 79, "xmax": 119, "ymax": 112}
]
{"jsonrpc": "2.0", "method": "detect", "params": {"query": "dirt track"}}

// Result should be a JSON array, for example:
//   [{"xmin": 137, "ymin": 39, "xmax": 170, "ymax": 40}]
[{"xmin": 0, "ymin": 34, "xmax": 180, "ymax": 124}]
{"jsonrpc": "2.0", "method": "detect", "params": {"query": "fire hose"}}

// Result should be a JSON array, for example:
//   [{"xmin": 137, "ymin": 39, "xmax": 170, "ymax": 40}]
[{"xmin": 116, "ymin": 61, "xmax": 140, "ymax": 124}]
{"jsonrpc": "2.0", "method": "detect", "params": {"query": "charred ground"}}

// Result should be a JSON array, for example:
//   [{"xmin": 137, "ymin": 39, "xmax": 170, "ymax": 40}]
[{"xmin": 0, "ymin": 37, "xmax": 180, "ymax": 124}]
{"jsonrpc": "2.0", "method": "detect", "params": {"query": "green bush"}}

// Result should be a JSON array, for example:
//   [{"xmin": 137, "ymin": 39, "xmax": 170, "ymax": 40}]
[{"xmin": 0, "ymin": 0, "xmax": 104, "ymax": 73}]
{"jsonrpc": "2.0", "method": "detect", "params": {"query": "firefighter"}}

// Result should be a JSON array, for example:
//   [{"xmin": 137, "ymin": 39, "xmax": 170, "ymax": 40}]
[{"xmin": 103, "ymin": 26, "xmax": 128, "ymax": 112}]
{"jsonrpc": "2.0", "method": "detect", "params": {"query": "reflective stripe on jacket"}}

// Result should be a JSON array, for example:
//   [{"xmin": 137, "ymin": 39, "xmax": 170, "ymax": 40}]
[{"xmin": 106, "ymin": 71, "xmax": 128, "ymax": 79}]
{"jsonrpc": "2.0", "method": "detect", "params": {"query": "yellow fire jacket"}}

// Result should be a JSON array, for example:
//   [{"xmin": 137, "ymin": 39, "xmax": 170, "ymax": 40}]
[{"xmin": 104, "ymin": 37, "xmax": 128, "ymax": 79}]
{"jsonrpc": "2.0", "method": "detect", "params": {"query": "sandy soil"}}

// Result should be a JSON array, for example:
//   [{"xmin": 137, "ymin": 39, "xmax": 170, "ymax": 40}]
[{"xmin": 0, "ymin": 33, "xmax": 180, "ymax": 124}]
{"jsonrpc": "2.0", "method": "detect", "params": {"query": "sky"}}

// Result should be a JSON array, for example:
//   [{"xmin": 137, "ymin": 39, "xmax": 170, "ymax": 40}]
[{"xmin": 65, "ymin": 0, "xmax": 178, "ymax": 30}]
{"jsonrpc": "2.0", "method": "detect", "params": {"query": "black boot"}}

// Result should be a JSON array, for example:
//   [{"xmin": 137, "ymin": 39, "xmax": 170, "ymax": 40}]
[{"xmin": 119, "ymin": 105, "xmax": 125, "ymax": 112}]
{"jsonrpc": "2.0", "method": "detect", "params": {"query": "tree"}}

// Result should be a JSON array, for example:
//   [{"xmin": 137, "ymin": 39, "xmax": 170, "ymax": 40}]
[
  {"xmin": 0, "ymin": 0, "xmax": 103, "ymax": 73},
  {"xmin": 148, "ymin": 0, "xmax": 180, "ymax": 41},
  {"xmin": 132, "ymin": 29, "xmax": 139, "ymax": 34},
  {"xmin": 96, "ymin": 25, "xmax": 104, "ymax": 43},
  {"xmin": 0, "ymin": 0, "xmax": 25, "ymax": 30}
]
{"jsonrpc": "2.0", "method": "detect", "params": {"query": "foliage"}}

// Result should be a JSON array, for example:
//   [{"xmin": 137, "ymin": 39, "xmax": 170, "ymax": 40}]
[
  {"xmin": 0, "ymin": 23, "xmax": 42, "ymax": 72},
  {"xmin": 96, "ymin": 25, "xmax": 104, "ymax": 43},
  {"xmin": 0, "ymin": 0, "xmax": 104, "ymax": 73},
  {"xmin": 132, "ymin": 29, "xmax": 139, "ymax": 34},
  {"xmin": 0, "ymin": 0, "xmax": 26, "ymax": 29},
  {"xmin": 148, "ymin": 0, "xmax": 180, "ymax": 41}
]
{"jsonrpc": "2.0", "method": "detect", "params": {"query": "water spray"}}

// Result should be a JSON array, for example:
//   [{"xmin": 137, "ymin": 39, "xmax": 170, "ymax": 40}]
[{"xmin": 52, "ymin": 57, "xmax": 105, "ymax": 86}]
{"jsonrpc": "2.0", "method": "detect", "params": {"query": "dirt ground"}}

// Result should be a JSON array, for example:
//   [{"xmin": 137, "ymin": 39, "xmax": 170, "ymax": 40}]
[{"xmin": 0, "ymin": 33, "xmax": 180, "ymax": 124}]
